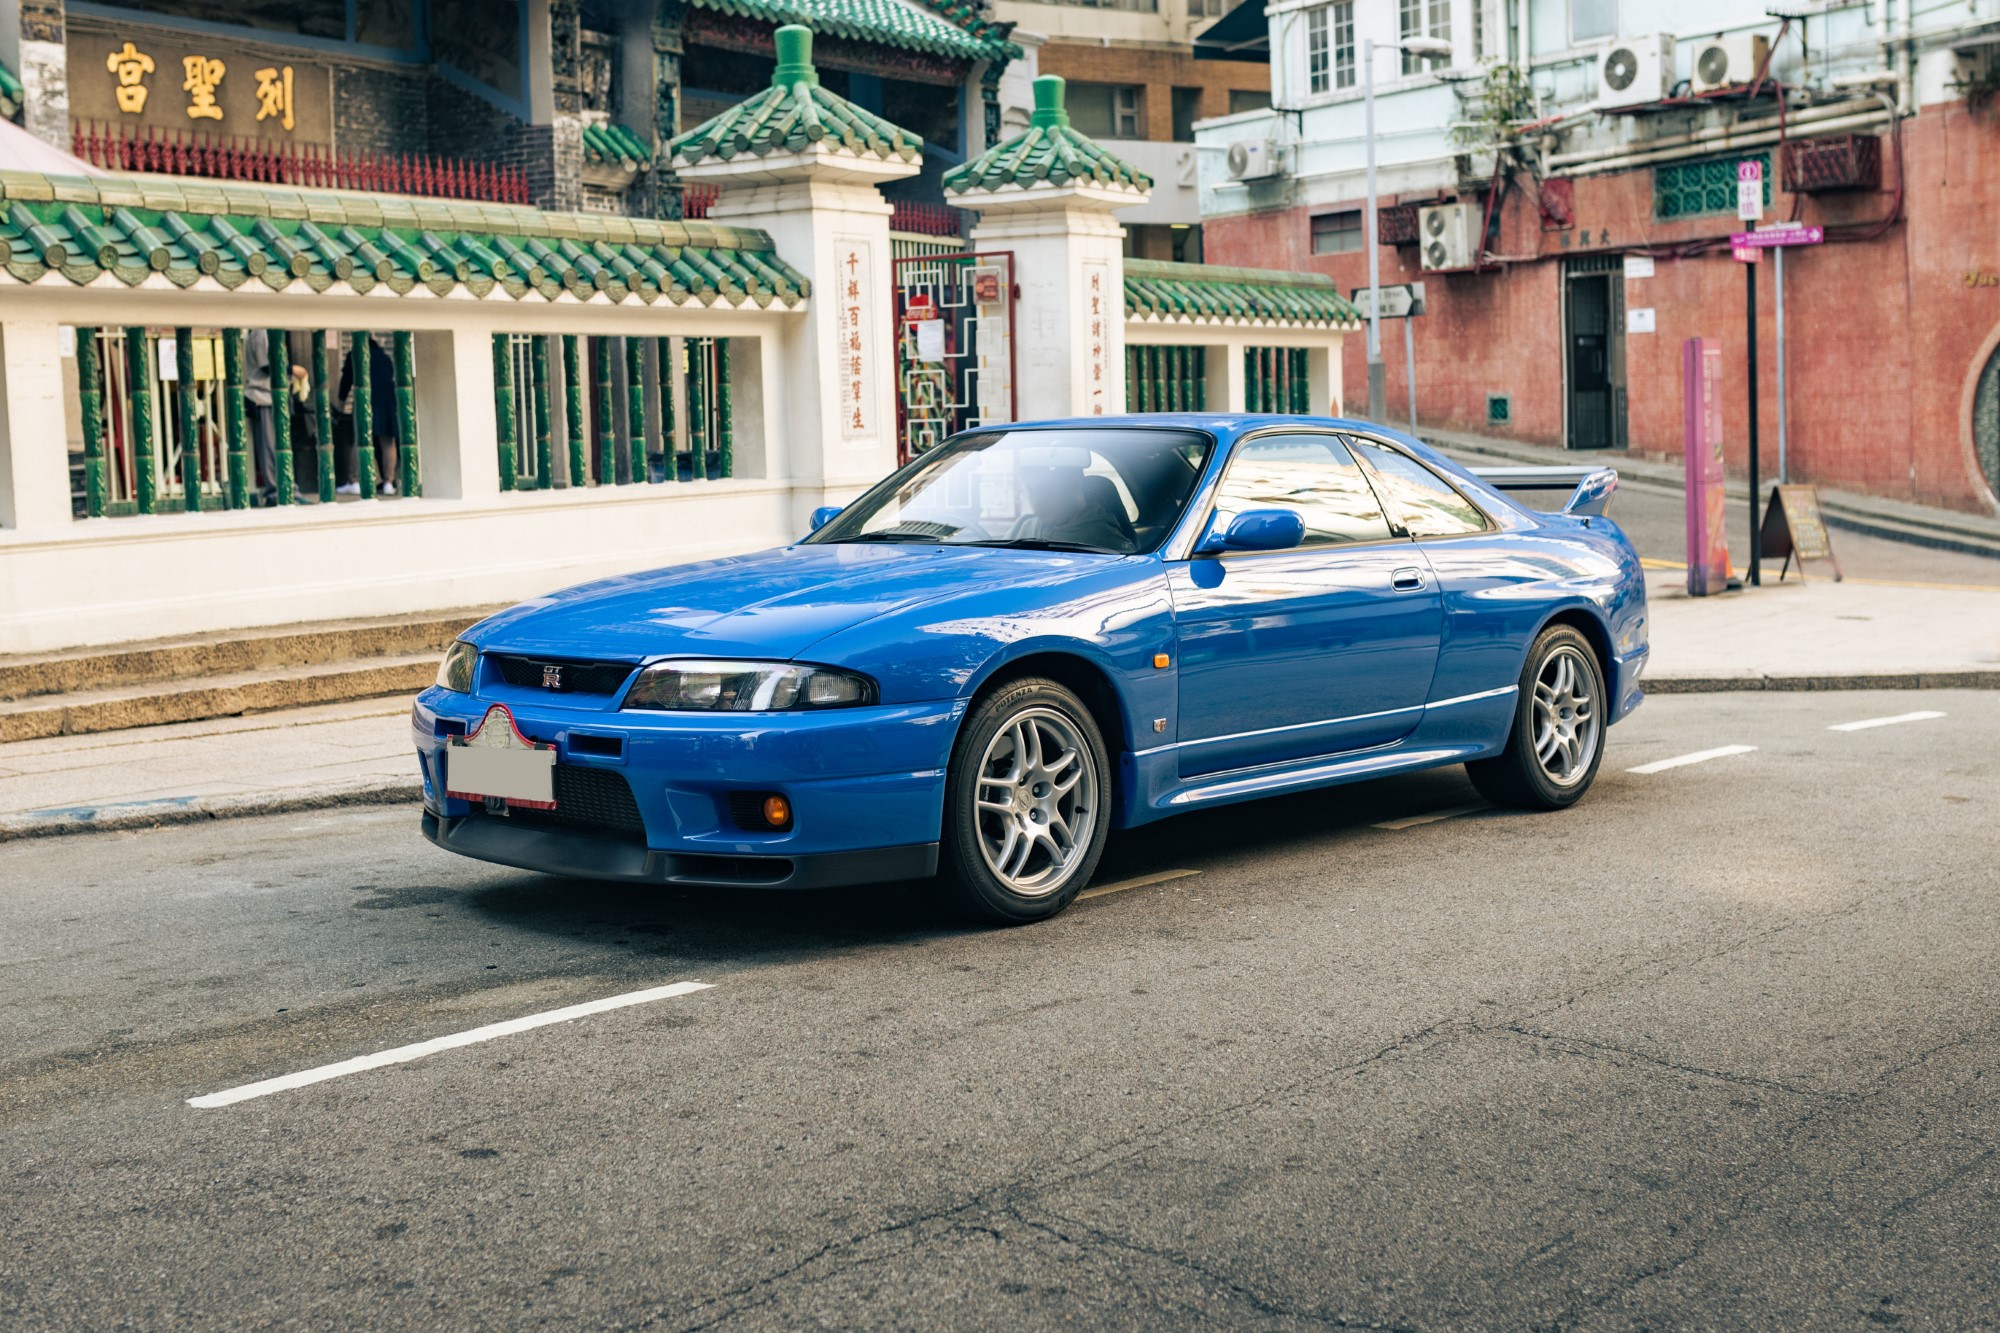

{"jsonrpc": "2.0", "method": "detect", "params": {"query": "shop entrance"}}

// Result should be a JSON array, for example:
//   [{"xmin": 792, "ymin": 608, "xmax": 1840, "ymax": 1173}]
[{"xmin": 1563, "ymin": 256, "xmax": 1627, "ymax": 450}]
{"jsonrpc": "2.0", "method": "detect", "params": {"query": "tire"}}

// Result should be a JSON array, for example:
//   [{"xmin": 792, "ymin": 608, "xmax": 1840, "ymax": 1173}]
[
  {"xmin": 941, "ymin": 677, "xmax": 1112, "ymax": 925},
  {"xmin": 1466, "ymin": 624, "xmax": 1607, "ymax": 811}
]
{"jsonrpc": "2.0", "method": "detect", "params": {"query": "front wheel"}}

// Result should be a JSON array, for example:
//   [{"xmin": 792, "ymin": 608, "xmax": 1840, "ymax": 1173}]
[
  {"xmin": 942, "ymin": 678, "xmax": 1110, "ymax": 925},
  {"xmin": 1466, "ymin": 625, "xmax": 1606, "ymax": 811}
]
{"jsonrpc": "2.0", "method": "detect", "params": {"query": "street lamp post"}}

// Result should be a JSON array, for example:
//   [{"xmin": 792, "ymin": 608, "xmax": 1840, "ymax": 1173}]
[{"xmin": 1363, "ymin": 35, "xmax": 1453, "ymax": 424}]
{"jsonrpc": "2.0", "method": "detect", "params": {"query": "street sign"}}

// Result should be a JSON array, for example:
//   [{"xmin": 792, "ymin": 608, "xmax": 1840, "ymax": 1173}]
[
  {"xmin": 1733, "ymin": 245, "xmax": 1762, "ymax": 264},
  {"xmin": 1730, "ymin": 224, "xmax": 1824, "ymax": 248},
  {"xmin": 1737, "ymin": 159, "xmax": 1763, "ymax": 221},
  {"xmin": 1347, "ymin": 283, "xmax": 1426, "ymax": 319}
]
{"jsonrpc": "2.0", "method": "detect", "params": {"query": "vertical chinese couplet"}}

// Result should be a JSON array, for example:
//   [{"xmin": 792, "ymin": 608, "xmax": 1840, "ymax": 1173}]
[
  {"xmin": 836, "ymin": 238, "xmax": 870, "ymax": 437},
  {"xmin": 1083, "ymin": 262, "xmax": 1109, "ymax": 417}
]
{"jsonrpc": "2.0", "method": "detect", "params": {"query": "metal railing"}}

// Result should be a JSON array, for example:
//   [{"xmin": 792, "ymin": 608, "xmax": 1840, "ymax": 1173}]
[{"xmin": 1127, "ymin": 345, "xmax": 1208, "ymax": 412}]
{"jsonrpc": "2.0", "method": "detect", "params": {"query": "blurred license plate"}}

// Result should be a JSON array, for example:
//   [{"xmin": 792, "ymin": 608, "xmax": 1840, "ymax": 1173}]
[{"xmin": 446, "ymin": 705, "xmax": 555, "ymax": 808}]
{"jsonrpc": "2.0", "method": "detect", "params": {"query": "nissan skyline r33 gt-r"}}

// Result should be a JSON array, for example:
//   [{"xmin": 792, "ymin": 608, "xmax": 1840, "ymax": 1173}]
[{"xmin": 414, "ymin": 414, "xmax": 1648, "ymax": 924}]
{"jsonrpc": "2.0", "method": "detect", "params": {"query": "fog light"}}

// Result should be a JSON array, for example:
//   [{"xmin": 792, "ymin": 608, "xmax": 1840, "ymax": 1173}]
[{"xmin": 762, "ymin": 795, "xmax": 792, "ymax": 829}]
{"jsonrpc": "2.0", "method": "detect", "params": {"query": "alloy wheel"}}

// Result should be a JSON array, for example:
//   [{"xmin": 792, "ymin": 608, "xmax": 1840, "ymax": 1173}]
[
  {"xmin": 973, "ymin": 706, "xmax": 1099, "ymax": 897},
  {"xmin": 1532, "ymin": 645, "xmax": 1600, "ymax": 787}
]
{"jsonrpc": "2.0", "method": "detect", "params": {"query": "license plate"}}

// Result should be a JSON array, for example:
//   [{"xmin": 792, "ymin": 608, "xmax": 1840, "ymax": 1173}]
[{"xmin": 446, "ymin": 704, "xmax": 556, "ymax": 809}]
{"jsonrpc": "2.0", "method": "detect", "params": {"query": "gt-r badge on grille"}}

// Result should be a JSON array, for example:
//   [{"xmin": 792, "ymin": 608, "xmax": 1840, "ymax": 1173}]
[{"xmin": 542, "ymin": 664, "xmax": 563, "ymax": 689}]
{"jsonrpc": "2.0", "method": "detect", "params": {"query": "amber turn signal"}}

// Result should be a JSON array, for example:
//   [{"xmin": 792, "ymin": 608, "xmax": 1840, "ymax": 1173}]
[
  {"xmin": 762, "ymin": 794, "xmax": 792, "ymax": 828},
  {"xmin": 1153, "ymin": 653, "xmax": 1171, "ymax": 669}
]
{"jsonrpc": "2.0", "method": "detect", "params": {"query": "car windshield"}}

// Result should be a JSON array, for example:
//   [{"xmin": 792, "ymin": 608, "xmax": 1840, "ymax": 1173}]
[{"xmin": 806, "ymin": 428, "xmax": 1214, "ymax": 555}]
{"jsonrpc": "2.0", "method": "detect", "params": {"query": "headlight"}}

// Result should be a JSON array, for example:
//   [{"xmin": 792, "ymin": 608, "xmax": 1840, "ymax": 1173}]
[
  {"xmin": 436, "ymin": 640, "xmax": 478, "ymax": 693},
  {"xmin": 622, "ymin": 660, "xmax": 877, "ymax": 712}
]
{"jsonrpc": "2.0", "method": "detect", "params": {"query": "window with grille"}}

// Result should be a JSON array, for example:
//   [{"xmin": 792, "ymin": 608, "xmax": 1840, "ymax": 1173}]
[
  {"xmin": 1334, "ymin": 2, "xmax": 1356, "ymax": 88},
  {"xmin": 1401, "ymin": 0, "xmax": 1453, "ymax": 73},
  {"xmin": 1307, "ymin": 8, "xmax": 1331, "ymax": 95},
  {"xmin": 1310, "ymin": 210, "xmax": 1363, "ymax": 254},
  {"xmin": 1653, "ymin": 152, "xmax": 1771, "ymax": 219}
]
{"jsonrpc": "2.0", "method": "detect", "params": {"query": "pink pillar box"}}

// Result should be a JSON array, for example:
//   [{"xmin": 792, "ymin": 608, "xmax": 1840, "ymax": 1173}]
[{"xmin": 1683, "ymin": 337, "xmax": 1732, "ymax": 596}]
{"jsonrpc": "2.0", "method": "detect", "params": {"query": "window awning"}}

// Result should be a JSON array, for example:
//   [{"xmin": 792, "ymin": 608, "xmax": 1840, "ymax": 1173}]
[{"xmin": 1193, "ymin": 0, "xmax": 1270, "ymax": 63}]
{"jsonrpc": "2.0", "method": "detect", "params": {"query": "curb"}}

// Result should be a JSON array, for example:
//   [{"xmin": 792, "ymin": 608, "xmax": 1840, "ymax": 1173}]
[
  {"xmin": 0, "ymin": 779, "xmax": 420, "ymax": 842},
  {"xmin": 1647, "ymin": 671, "xmax": 2000, "ymax": 693}
]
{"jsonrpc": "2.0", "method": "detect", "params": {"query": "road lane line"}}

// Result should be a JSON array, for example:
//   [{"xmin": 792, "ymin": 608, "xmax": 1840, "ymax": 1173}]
[
  {"xmin": 187, "ymin": 980, "xmax": 714, "ymax": 1109},
  {"xmin": 1077, "ymin": 868, "xmax": 1200, "ymax": 901},
  {"xmin": 1829, "ymin": 711, "xmax": 1947, "ymax": 732},
  {"xmin": 1626, "ymin": 745, "xmax": 1757, "ymax": 775},
  {"xmin": 1372, "ymin": 802, "xmax": 1489, "ymax": 831}
]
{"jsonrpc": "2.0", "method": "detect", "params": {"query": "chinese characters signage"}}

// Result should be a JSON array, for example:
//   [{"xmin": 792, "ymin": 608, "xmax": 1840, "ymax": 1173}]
[
  {"xmin": 1083, "ymin": 261, "xmax": 1110, "ymax": 416},
  {"xmin": 836, "ymin": 237, "xmax": 872, "ymax": 438},
  {"xmin": 72, "ymin": 30, "xmax": 331, "ymax": 145}
]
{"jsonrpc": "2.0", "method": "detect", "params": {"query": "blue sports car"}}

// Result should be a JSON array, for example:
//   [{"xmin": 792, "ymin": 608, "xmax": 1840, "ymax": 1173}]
[{"xmin": 415, "ymin": 415, "xmax": 1647, "ymax": 923}]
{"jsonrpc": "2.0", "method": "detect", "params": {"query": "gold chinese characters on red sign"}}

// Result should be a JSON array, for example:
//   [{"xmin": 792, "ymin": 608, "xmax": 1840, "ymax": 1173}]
[{"xmin": 71, "ymin": 30, "xmax": 332, "ymax": 146}]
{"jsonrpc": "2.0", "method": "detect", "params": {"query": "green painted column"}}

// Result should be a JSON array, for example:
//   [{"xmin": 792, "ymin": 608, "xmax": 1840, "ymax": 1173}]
[
  {"xmin": 492, "ymin": 333, "xmax": 518, "ymax": 491},
  {"xmin": 530, "ymin": 335, "xmax": 553, "ymax": 489},
  {"xmin": 349, "ymin": 331, "xmax": 376, "ymax": 500},
  {"xmin": 312, "ymin": 331, "xmax": 334, "ymax": 504},
  {"xmin": 394, "ymin": 330, "xmax": 419, "ymax": 497},
  {"xmin": 177, "ymin": 329, "xmax": 201, "ymax": 511},
  {"xmin": 564, "ymin": 335, "xmax": 588, "ymax": 487},
  {"xmin": 686, "ymin": 338, "xmax": 708, "ymax": 481},
  {"xmin": 76, "ymin": 327, "xmax": 106, "ymax": 517},
  {"xmin": 715, "ymin": 338, "xmax": 733, "ymax": 479},
  {"xmin": 270, "ymin": 330, "xmax": 294, "ymax": 505},
  {"xmin": 127, "ymin": 329, "xmax": 157, "ymax": 515},
  {"xmin": 589, "ymin": 336, "xmax": 612, "ymax": 484},
  {"xmin": 625, "ymin": 336, "xmax": 647, "ymax": 484},
  {"xmin": 223, "ymin": 327, "xmax": 249, "ymax": 509},
  {"xmin": 668, "ymin": 334, "xmax": 684, "ymax": 480}
]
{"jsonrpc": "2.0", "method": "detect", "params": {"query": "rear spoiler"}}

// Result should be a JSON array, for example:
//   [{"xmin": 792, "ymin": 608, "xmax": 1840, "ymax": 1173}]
[{"xmin": 1466, "ymin": 465, "xmax": 1618, "ymax": 518}]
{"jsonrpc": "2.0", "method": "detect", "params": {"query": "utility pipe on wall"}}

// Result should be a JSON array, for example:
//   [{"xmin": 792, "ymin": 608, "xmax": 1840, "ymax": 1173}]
[
  {"xmin": 1546, "ymin": 99, "xmax": 1885, "ymax": 169},
  {"xmin": 1552, "ymin": 109, "xmax": 1891, "ymax": 177}
]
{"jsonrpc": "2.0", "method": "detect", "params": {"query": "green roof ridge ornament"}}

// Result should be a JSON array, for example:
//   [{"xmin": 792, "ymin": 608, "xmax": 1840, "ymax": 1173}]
[
  {"xmin": 771, "ymin": 25, "xmax": 819, "ymax": 89},
  {"xmin": 1028, "ymin": 75, "xmax": 1069, "ymax": 130}
]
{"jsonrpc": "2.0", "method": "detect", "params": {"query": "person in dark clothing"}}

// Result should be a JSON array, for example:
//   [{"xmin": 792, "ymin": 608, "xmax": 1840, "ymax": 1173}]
[
  {"xmin": 1020, "ymin": 461, "xmax": 1133, "ymax": 552},
  {"xmin": 334, "ymin": 335, "xmax": 400, "ymax": 495}
]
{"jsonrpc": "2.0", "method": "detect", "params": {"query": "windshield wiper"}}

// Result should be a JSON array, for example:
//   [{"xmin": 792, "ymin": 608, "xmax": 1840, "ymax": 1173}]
[
  {"xmin": 962, "ymin": 538, "xmax": 1119, "ymax": 554},
  {"xmin": 824, "ymin": 531, "xmax": 945, "ymax": 544}
]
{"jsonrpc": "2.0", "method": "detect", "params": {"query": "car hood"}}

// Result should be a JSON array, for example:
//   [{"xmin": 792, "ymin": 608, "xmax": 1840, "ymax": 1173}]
[{"xmin": 467, "ymin": 542, "xmax": 1121, "ymax": 662}]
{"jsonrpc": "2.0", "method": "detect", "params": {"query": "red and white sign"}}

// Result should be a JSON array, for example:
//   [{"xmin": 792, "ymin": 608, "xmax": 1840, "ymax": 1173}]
[
  {"xmin": 1729, "ymin": 223, "xmax": 1824, "ymax": 249},
  {"xmin": 1736, "ymin": 159, "xmax": 1763, "ymax": 222}
]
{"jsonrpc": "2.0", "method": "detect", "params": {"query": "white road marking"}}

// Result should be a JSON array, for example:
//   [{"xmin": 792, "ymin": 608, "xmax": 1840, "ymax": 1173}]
[
  {"xmin": 1077, "ymin": 868, "xmax": 1201, "ymax": 901},
  {"xmin": 187, "ymin": 980, "xmax": 714, "ymax": 1109},
  {"xmin": 1828, "ymin": 711, "xmax": 1946, "ymax": 732},
  {"xmin": 1626, "ymin": 745, "xmax": 1757, "ymax": 775},
  {"xmin": 1372, "ymin": 802, "xmax": 1489, "ymax": 831}
]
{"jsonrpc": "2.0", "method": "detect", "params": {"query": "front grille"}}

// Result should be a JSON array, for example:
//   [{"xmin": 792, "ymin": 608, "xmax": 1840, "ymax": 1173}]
[
  {"xmin": 499, "ymin": 764, "xmax": 646, "ymax": 840},
  {"xmin": 489, "ymin": 654, "xmax": 636, "ymax": 696}
]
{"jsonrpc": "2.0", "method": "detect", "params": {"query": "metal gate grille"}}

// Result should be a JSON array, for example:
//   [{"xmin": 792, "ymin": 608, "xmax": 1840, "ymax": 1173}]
[{"xmin": 893, "ymin": 252, "xmax": 1016, "ymax": 462}]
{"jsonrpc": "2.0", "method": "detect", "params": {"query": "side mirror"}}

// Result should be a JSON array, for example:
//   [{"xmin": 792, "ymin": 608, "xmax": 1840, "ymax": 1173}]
[
  {"xmin": 809, "ymin": 505, "xmax": 842, "ymax": 533},
  {"xmin": 1196, "ymin": 508, "xmax": 1306, "ymax": 555}
]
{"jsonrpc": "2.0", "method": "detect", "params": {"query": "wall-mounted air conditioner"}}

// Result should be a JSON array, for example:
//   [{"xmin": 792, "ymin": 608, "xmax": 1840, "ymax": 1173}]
[
  {"xmin": 1226, "ymin": 139, "xmax": 1283, "ymax": 181},
  {"xmin": 1691, "ymin": 34, "xmax": 1771, "ymax": 92},
  {"xmin": 1418, "ymin": 203, "xmax": 1477, "ymax": 271},
  {"xmin": 1597, "ymin": 33, "xmax": 1676, "ymax": 106}
]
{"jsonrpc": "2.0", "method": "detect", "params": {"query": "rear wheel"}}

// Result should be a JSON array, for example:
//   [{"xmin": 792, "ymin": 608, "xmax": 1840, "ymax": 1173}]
[
  {"xmin": 1466, "ymin": 625, "xmax": 1606, "ymax": 811},
  {"xmin": 942, "ymin": 678, "xmax": 1110, "ymax": 925}
]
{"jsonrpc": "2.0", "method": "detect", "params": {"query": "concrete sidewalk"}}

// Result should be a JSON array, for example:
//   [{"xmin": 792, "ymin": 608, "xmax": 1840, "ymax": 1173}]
[{"xmin": 3, "ymin": 574, "xmax": 1993, "ymax": 839}]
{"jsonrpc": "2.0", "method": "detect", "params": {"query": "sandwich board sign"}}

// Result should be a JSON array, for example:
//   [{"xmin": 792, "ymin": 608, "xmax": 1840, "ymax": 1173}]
[{"xmin": 1759, "ymin": 484, "xmax": 1842, "ymax": 582}]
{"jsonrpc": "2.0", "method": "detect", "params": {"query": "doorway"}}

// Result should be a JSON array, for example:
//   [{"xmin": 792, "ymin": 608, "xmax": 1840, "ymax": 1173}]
[{"xmin": 1563, "ymin": 256, "xmax": 1627, "ymax": 450}]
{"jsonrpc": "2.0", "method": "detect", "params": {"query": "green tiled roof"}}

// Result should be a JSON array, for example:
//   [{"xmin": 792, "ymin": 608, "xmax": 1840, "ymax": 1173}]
[
  {"xmin": 0, "ymin": 172, "xmax": 808, "ymax": 306},
  {"xmin": 671, "ymin": 26, "xmax": 923, "ymax": 168},
  {"xmin": 691, "ymin": 0, "xmax": 1016, "ymax": 63},
  {"xmin": 582, "ymin": 121, "xmax": 653, "ymax": 171},
  {"xmin": 1125, "ymin": 260, "xmax": 1362, "ymax": 327},
  {"xmin": 944, "ymin": 76, "xmax": 1148, "ymax": 196},
  {"xmin": 0, "ymin": 60, "xmax": 21, "ymax": 118}
]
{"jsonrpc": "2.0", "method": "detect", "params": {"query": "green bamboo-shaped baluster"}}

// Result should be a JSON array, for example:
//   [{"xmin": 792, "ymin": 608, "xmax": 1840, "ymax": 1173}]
[
  {"xmin": 530, "ymin": 335, "xmax": 553, "ymax": 489},
  {"xmin": 1298, "ymin": 350, "xmax": 1311, "ymax": 413},
  {"xmin": 715, "ymin": 338, "xmax": 733, "ymax": 479},
  {"xmin": 77, "ymin": 328, "xmax": 106, "ymax": 517},
  {"xmin": 625, "ymin": 336, "xmax": 646, "ymax": 484},
  {"xmin": 1275, "ymin": 346, "xmax": 1288, "ymax": 416},
  {"xmin": 176, "ymin": 329, "xmax": 201, "ymax": 511},
  {"xmin": 1124, "ymin": 346, "xmax": 1137, "ymax": 412},
  {"xmin": 222, "ymin": 327, "xmax": 249, "ymax": 509},
  {"xmin": 491, "ymin": 334, "xmax": 518, "ymax": 491},
  {"xmin": 350, "ymin": 331, "xmax": 376, "ymax": 500},
  {"xmin": 590, "ymin": 337, "xmax": 613, "ymax": 484},
  {"xmin": 1137, "ymin": 346, "xmax": 1151, "ymax": 413},
  {"xmin": 686, "ymin": 338, "xmax": 708, "ymax": 480},
  {"xmin": 394, "ymin": 330, "xmax": 419, "ymax": 497},
  {"xmin": 1194, "ymin": 347, "xmax": 1207, "ymax": 410},
  {"xmin": 656, "ymin": 337, "xmax": 676, "ymax": 483},
  {"xmin": 127, "ymin": 329, "xmax": 157, "ymax": 515},
  {"xmin": 312, "ymin": 331, "xmax": 334, "ymax": 503},
  {"xmin": 1160, "ymin": 346, "xmax": 1174, "ymax": 412},
  {"xmin": 1240, "ymin": 349, "xmax": 1253, "ymax": 413},
  {"xmin": 1172, "ymin": 345, "xmax": 1187, "ymax": 412},
  {"xmin": 1262, "ymin": 348, "xmax": 1276, "ymax": 413},
  {"xmin": 564, "ymin": 335, "xmax": 588, "ymax": 487},
  {"xmin": 270, "ymin": 330, "xmax": 294, "ymax": 505}
]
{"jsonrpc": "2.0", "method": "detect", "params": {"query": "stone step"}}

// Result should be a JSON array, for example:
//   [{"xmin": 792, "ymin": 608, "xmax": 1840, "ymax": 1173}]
[
  {"xmin": 0, "ymin": 654, "xmax": 440, "ymax": 743},
  {"xmin": 0, "ymin": 609, "xmax": 493, "ymax": 704}
]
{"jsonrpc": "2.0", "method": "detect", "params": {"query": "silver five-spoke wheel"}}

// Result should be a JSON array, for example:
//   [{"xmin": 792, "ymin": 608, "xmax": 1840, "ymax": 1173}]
[
  {"xmin": 973, "ymin": 706, "xmax": 1099, "ymax": 897},
  {"xmin": 1531, "ymin": 644, "xmax": 1599, "ymax": 787}
]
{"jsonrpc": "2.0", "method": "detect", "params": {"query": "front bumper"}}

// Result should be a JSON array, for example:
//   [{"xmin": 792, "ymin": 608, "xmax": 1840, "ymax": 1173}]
[{"xmin": 413, "ymin": 686, "xmax": 963, "ymax": 883}]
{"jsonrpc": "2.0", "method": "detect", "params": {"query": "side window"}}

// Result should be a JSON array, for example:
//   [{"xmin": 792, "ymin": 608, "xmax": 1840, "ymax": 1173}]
[
  {"xmin": 1212, "ymin": 434, "xmax": 1396, "ymax": 547},
  {"xmin": 1346, "ymin": 438, "xmax": 1489, "ymax": 537}
]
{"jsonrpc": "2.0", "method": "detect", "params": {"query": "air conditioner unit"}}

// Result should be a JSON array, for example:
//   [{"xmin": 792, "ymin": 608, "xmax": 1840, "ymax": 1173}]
[
  {"xmin": 1418, "ymin": 202, "xmax": 1477, "ymax": 271},
  {"xmin": 1690, "ymin": 33, "xmax": 1771, "ymax": 92},
  {"xmin": 1226, "ymin": 139, "xmax": 1283, "ymax": 181},
  {"xmin": 1597, "ymin": 33, "xmax": 1676, "ymax": 106}
]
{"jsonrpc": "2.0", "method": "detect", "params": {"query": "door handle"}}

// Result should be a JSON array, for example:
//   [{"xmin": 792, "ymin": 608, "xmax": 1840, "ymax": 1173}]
[{"xmin": 1392, "ymin": 567, "xmax": 1426, "ymax": 592}]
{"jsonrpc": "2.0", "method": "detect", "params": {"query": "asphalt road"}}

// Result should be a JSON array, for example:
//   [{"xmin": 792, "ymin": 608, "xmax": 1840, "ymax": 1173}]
[{"xmin": 4, "ymin": 690, "xmax": 1996, "ymax": 1331}]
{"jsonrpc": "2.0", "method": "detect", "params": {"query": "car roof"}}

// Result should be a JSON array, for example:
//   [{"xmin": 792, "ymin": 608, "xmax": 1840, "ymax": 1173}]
[{"xmin": 992, "ymin": 413, "xmax": 1455, "ymax": 465}]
